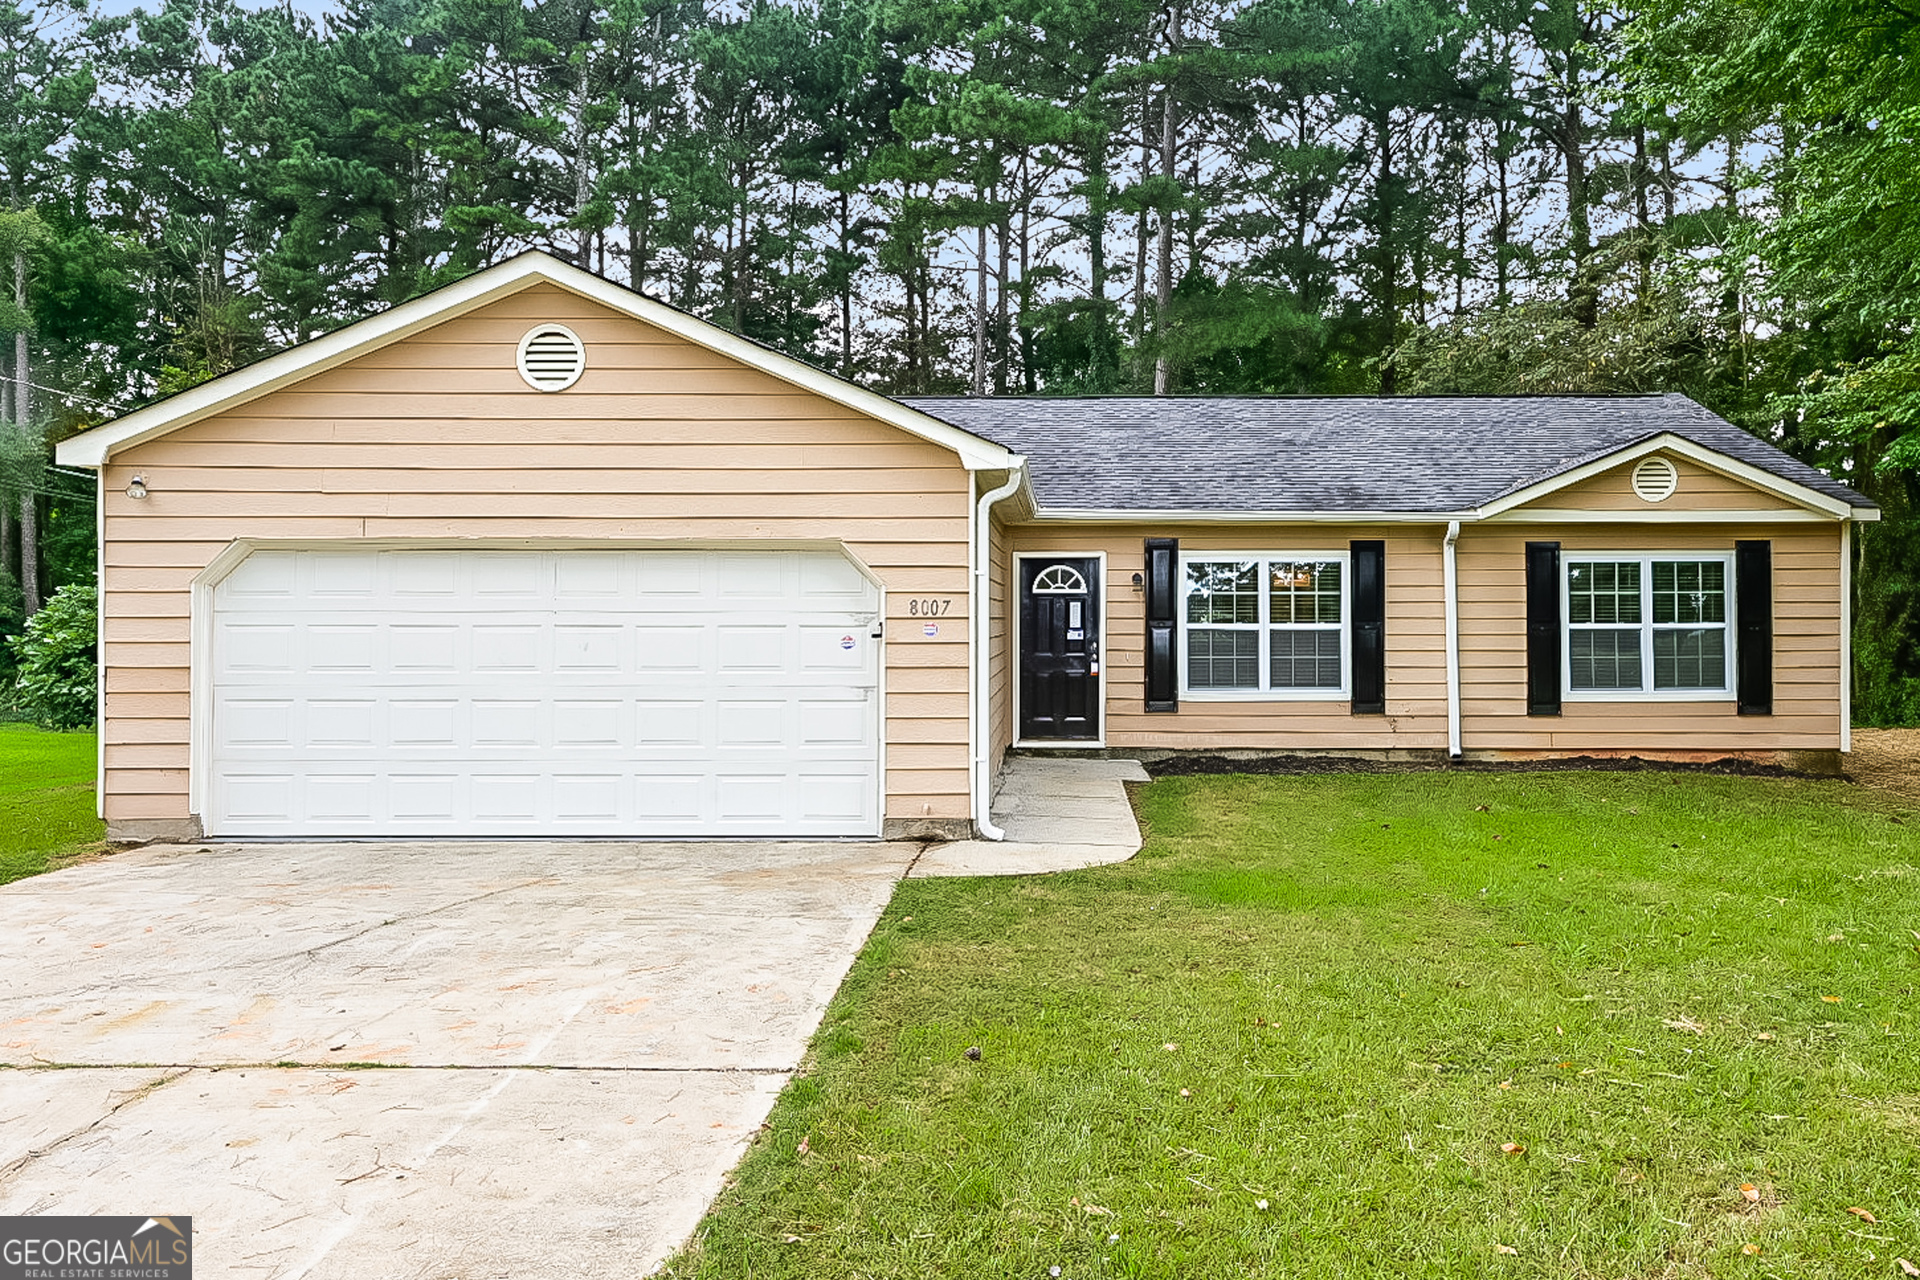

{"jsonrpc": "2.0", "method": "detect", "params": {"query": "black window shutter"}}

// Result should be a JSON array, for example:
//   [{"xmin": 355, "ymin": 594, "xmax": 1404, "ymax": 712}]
[
  {"xmin": 1525, "ymin": 541, "xmax": 1562, "ymax": 716},
  {"xmin": 1350, "ymin": 540, "xmax": 1386, "ymax": 714},
  {"xmin": 1145, "ymin": 538, "xmax": 1178, "ymax": 712},
  {"xmin": 1736, "ymin": 540, "xmax": 1773, "ymax": 715}
]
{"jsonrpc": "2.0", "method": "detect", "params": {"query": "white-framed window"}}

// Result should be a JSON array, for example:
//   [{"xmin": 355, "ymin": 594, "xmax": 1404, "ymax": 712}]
[
  {"xmin": 1563, "ymin": 552, "xmax": 1736, "ymax": 700},
  {"xmin": 1180, "ymin": 553, "xmax": 1348, "ymax": 699}
]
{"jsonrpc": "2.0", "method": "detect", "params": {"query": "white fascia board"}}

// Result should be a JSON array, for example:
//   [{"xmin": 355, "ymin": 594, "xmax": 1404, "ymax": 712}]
[
  {"xmin": 57, "ymin": 252, "xmax": 1016, "ymax": 473},
  {"xmin": 1474, "ymin": 433, "xmax": 1856, "ymax": 521},
  {"xmin": 1480, "ymin": 507, "xmax": 1832, "ymax": 525},
  {"xmin": 1029, "ymin": 507, "xmax": 1473, "ymax": 524}
]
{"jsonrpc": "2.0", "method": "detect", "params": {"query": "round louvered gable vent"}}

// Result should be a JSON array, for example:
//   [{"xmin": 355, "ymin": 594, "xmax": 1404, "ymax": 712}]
[
  {"xmin": 516, "ymin": 324, "xmax": 587, "ymax": 391},
  {"xmin": 1631, "ymin": 456, "xmax": 1678, "ymax": 503}
]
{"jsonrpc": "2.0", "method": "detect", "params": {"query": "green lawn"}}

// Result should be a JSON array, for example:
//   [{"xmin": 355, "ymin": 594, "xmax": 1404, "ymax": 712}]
[
  {"xmin": 668, "ymin": 771, "xmax": 1920, "ymax": 1279},
  {"xmin": 0, "ymin": 723, "xmax": 106, "ymax": 884}
]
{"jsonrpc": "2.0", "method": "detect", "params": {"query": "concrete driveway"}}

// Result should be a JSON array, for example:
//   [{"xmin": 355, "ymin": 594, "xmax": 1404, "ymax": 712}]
[{"xmin": 0, "ymin": 839, "xmax": 917, "ymax": 1278}]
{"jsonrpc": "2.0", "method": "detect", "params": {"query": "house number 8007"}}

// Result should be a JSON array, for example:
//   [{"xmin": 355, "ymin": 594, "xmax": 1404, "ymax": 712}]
[{"xmin": 907, "ymin": 599, "xmax": 953, "ymax": 617}]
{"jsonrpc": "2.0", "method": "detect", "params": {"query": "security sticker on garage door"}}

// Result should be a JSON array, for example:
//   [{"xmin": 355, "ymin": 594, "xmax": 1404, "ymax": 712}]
[
  {"xmin": 2, "ymin": 1216, "xmax": 192, "ymax": 1279},
  {"xmin": 840, "ymin": 634, "xmax": 856, "ymax": 650}
]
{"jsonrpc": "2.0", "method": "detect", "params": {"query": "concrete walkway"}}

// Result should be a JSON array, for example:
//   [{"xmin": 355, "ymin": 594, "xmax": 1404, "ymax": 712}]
[{"xmin": 910, "ymin": 756, "xmax": 1151, "ymax": 877}]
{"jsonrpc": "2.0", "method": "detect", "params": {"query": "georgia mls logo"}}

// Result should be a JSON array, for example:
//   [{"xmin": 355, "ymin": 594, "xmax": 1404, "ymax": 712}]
[{"xmin": 1, "ymin": 1215, "xmax": 191, "ymax": 1279}]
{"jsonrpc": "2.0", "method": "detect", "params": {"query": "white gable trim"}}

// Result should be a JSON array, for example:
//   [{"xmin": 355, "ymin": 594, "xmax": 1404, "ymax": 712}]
[
  {"xmin": 56, "ymin": 252, "xmax": 1016, "ymax": 472},
  {"xmin": 1474, "ymin": 433, "xmax": 1863, "ymax": 521}
]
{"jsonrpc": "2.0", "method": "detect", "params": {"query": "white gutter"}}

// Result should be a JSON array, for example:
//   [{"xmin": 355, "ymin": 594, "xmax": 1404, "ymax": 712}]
[
  {"xmin": 1841, "ymin": 519, "xmax": 1853, "ymax": 754},
  {"xmin": 1443, "ymin": 519, "xmax": 1463, "ymax": 760},
  {"xmin": 971, "ymin": 463, "xmax": 1025, "ymax": 841}
]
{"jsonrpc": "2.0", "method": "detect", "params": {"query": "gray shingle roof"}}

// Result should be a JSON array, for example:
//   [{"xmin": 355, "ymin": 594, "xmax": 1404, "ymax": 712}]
[{"xmin": 900, "ymin": 393, "xmax": 1872, "ymax": 514}]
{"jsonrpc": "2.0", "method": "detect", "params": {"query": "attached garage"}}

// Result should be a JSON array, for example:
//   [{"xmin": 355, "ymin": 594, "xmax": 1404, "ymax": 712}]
[
  {"xmin": 61, "ymin": 251, "xmax": 1020, "ymax": 843},
  {"xmin": 204, "ymin": 547, "xmax": 882, "ymax": 838}
]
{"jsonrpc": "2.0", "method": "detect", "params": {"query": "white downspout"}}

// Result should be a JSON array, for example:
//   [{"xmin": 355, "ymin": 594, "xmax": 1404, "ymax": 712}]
[
  {"xmin": 1443, "ymin": 520, "xmax": 1463, "ymax": 760},
  {"xmin": 1841, "ymin": 519, "xmax": 1853, "ymax": 755},
  {"xmin": 972, "ymin": 463, "xmax": 1025, "ymax": 841},
  {"xmin": 95, "ymin": 465, "xmax": 106, "ymax": 820}
]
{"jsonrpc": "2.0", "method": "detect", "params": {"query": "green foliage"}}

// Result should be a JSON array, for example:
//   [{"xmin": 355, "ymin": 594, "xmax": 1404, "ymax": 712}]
[
  {"xmin": 7, "ymin": 582, "xmax": 96, "ymax": 730},
  {"xmin": 0, "ymin": 0, "xmax": 1910, "ymax": 714}
]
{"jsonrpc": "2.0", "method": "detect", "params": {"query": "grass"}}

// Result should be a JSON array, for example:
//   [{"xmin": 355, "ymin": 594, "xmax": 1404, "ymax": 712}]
[
  {"xmin": 667, "ymin": 771, "xmax": 1920, "ymax": 1279},
  {"xmin": 0, "ymin": 722, "xmax": 106, "ymax": 885}
]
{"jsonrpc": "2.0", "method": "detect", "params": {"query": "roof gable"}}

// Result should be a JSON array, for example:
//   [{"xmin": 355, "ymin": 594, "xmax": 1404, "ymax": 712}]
[
  {"xmin": 57, "ymin": 252, "xmax": 1016, "ymax": 472},
  {"xmin": 1480, "ymin": 435, "xmax": 1848, "ymax": 520}
]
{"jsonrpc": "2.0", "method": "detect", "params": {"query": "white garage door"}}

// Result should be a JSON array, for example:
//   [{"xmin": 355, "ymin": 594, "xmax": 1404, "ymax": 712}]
[{"xmin": 207, "ymin": 548, "xmax": 882, "ymax": 837}]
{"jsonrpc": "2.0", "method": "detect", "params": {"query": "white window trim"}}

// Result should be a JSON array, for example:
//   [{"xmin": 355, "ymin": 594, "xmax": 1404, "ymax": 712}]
[
  {"xmin": 1178, "ymin": 551, "xmax": 1350, "ymax": 702},
  {"xmin": 1561, "ymin": 551, "xmax": 1737, "ymax": 703}
]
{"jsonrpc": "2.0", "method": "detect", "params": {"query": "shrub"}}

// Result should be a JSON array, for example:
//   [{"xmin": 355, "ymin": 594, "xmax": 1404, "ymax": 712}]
[{"xmin": 8, "ymin": 583, "xmax": 97, "ymax": 730}]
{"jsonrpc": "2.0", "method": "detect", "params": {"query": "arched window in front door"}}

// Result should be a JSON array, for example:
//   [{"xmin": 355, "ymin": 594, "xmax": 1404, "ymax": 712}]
[{"xmin": 1031, "ymin": 564, "xmax": 1089, "ymax": 594}]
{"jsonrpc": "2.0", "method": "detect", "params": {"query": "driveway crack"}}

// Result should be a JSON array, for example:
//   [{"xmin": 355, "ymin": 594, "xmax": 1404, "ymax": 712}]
[
  {"xmin": 0, "ymin": 1068, "xmax": 189, "ymax": 1187},
  {"xmin": 238, "ymin": 877, "xmax": 561, "ymax": 974}
]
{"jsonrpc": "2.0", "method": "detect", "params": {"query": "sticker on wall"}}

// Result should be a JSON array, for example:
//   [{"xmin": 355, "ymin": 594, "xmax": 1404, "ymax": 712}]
[
  {"xmin": 923, "ymin": 622, "xmax": 939, "ymax": 638},
  {"xmin": 840, "ymin": 635, "xmax": 856, "ymax": 650}
]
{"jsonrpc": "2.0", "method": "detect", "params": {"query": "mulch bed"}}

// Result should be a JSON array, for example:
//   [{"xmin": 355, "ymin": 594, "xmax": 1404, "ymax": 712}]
[{"xmin": 1143, "ymin": 753, "xmax": 1805, "ymax": 780}]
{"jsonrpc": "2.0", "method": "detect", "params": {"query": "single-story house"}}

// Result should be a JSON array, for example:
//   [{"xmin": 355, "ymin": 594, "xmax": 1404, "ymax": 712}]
[{"xmin": 57, "ymin": 251, "xmax": 1879, "ymax": 844}]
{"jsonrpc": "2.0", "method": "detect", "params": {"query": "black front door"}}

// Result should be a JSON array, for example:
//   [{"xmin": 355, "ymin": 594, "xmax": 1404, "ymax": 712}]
[{"xmin": 1019, "ymin": 558, "xmax": 1101, "ymax": 740}]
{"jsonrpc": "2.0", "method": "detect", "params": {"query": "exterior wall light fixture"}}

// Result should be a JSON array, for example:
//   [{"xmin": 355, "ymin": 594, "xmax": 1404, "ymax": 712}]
[{"xmin": 126, "ymin": 474, "xmax": 149, "ymax": 500}]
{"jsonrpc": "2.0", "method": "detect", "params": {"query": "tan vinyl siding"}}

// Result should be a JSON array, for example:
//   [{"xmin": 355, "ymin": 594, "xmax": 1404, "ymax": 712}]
[
  {"xmin": 99, "ymin": 282, "xmax": 975, "ymax": 829},
  {"xmin": 1457, "ymin": 524, "xmax": 1841, "ymax": 750},
  {"xmin": 1009, "ymin": 525, "xmax": 1451, "ymax": 750},
  {"xmin": 988, "ymin": 515, "xmax": 1013, "ymax": 772},
  {"xmin": 1547, "ymin": 454, "xmax": 1800, "ymax": 512}
]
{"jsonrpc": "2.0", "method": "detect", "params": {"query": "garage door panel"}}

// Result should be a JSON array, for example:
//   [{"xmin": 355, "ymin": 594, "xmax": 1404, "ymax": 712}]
[{"xmin": 209, "ymin": 548, "xmax": 882, "ymax": 837}]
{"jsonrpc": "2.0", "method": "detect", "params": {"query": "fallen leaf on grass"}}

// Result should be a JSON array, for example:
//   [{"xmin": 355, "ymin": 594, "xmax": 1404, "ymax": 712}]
[
  {"xmin": 1740, "ymin": 1184, "xmax": 1761, "ymax": 1203},
  {"xmin": 1500, "ymin": 1142, "xmax": 1526, "ymax": 1156},
  {"xmin": 1163, "ymin": 1042, "xmax": 1180, "ymax": 1052},
  {"xmin": 1495, "ymin": 1244, "xmax": 1518, "ymax": 1256},
  {"xmin": 1846, "ymin": 1206, "xmax": 1879, "ymax": 1224},
  {"xmin": 1822, "ymin": 995, "xmax": 1844, "ymax": 1004},
  {"xmin": 1664, "ymin": 1015, "xmax": 1707, "ymax": 1035},
  {"xmin": 1741, "ymin": 1243, "xmax": 1762, "ymax": 1256},
  {"xmin": 1255, "ymin": 1199, "xmax": 1270, "ymax": 1211},
  {"xmin": 797, "ymin": 1136, "xmax": 810, "ymax": 1156},
  {"xmin": 1179, "ymin": 1088, "xmax": 1192, "ymax": 1098},
  {"xmin": 1498, "ymin": 1079, "xmax": 1513, "ymax": 1090},
  {"xmin": 1896, "ymin": 1258, "xmax": 1919, "ymax": 1277},
  {"xmin": 1755, "ymin": 1032, "xmax": 1776, "ymax": 1042}
]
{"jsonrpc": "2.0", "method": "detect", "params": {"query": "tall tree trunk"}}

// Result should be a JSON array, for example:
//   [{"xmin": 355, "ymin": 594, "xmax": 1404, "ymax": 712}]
[
  {"xmin": 572, "ymin": 7, "xmax": 595, "ymax": 264},
  {"xmin": 1494, "ymin": 116, "xmax": 1512, "ymax": 307},
  {"xmin": 1633, "ymin": 123, "xmax": 1652, "ymax": 305},
  {"xmin": 994, "ymin": 196, "xmax": 1011, "ymax": 396},
  {"xmin": 1133, "ymin": 84, "xmax": 1150, "ymax": 381},
  {"xmin": 1086, "ymin": 132, "xmax": 1111, "ymax": 390},
  {"xmin": 15, "ymin": 250, "xmax": 36, "ymax": 616},
  {"xmin": 1019, "ymin": 180, "xmax": 1035, "ymax": 394},
  {"xmin": 1153, "ymin": 2, "xmax": 1181, "ymax": 397},
  {"xmin": 839, "ymin": 189, "xmax": 854, "ymax": 377},
  {"xmin": 1561, "ymin": 52, "xmax": 1596, "ymax": 328},
  {"xmin": 1376, "ymin": 109, "xmax": 1398, "ymax": 396},
  {"xmin": 972, "ymin": 216, "xmax": 988, "ymax": 396}
]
